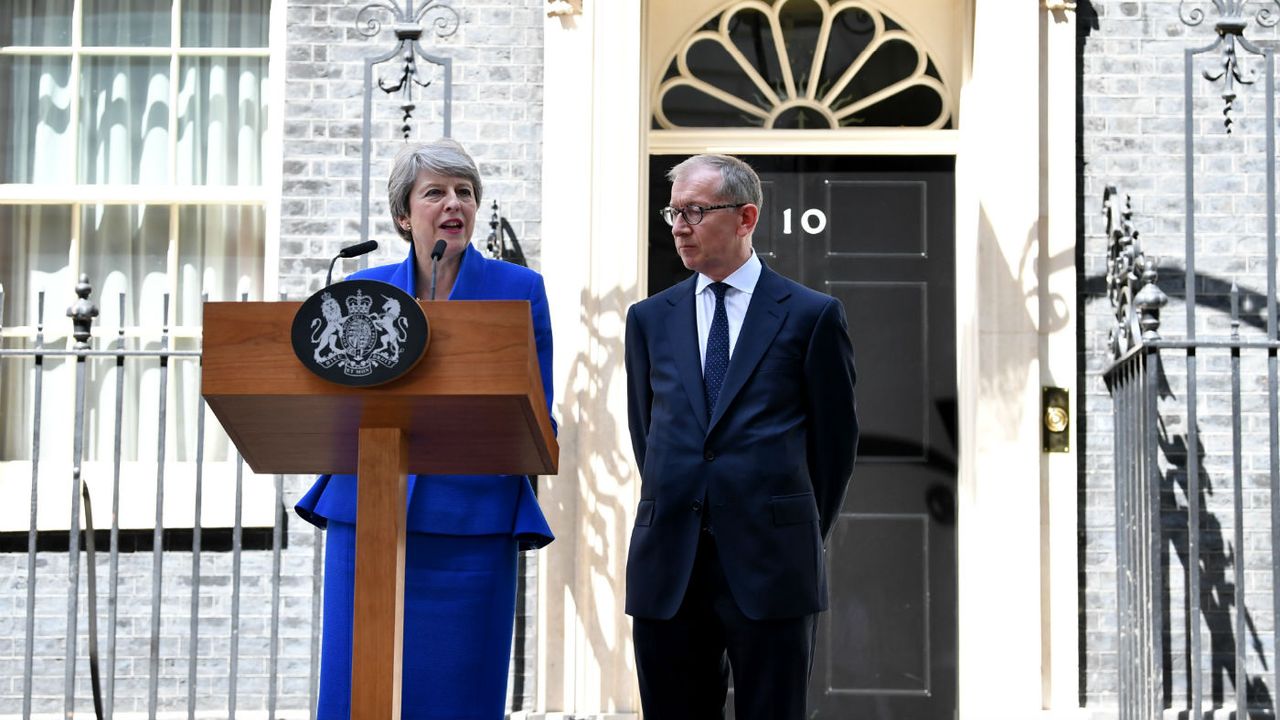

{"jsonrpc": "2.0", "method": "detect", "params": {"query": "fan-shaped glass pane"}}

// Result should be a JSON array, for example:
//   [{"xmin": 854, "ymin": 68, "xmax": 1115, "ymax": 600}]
[
  {"xmin": 684, "ymin": 37, "xmax": 772, "ymax": 113},
  {"xmin": 817, "ymin": 9, "xmax": 881, "ymax": 97},
  {"xmin": 777, "ymin": 0, "xmax": 823, "ymax": 91},
  {"xmin": 726, "ymin": 8, "xmax": 787, "ymax": 98},
  {"xmin": 842, "ymin": 81, "xmax": 947, "ymax": 128},
  {"xmin": 661, "ymin": 83, "xmax": 766, "ymax": 128},
  {"xmin": 655, "ymin": 1, "xmax": 951, "ymax": 130}
]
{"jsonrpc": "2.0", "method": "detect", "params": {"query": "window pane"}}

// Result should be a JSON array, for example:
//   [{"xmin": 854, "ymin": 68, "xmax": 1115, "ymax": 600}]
[
  {"xmin": 0, "ymin": 205, "xmax": 74, "ymax": 328},
  {"xmin": 80, "ymin": 204, "xmax": 170, "ymax": 328},
  {"xmin": 0, "ymin": 0, "xmax": 73, "ymax": 46},
  {"xmin": 182, "ymin": 0, "xmax": 270, "ymax": 48},
  {"xmin": 84, "ymin": 0, "xmax": 172, "ymax": 47},
  {"xmin": 0, "ymin": 56, "xmax": 75, "ymax": 183},
  {"xmin": 176, "ymin": 205, "xmax": 265, "ymax": 326},
  {"xmin": 177, "ymin": 57, "xmax": 267, "ymax": 185},
  {"xmin": 79, "ymin": 58, "xmax": 171, "ymax": 184},
  {"xmin": 0, "ymin": 340, "xmax": 75, "ymax": 461}
]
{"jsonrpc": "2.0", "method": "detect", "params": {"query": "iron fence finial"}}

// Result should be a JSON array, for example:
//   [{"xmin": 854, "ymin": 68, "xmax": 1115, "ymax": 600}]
[
  {"xmin": 67, "ymin": 274, "xmax": 98, "ymax": 349},
  {"xmin": 1181, "ymin": 0, "xmax": 1279, "ymax": 132},
  {"xmin": 1106, "ymin": 187, "xmax": 1166, "ymax": 354},
  {"xmin": 1134, "ymin": 262, "xmax": 1168, "ymax": 342}
]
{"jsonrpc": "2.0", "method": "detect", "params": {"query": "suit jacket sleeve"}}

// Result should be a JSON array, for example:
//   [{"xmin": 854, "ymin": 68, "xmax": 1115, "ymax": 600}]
[
  {"xmin": 806, "ymin": 296, "xmax": 859, "ymax": 541},
  {"xmin": 529, "ymin": 272, "xmax": 557, "ymax": 434},
  {"xmin": 624, "ymin": 304, "xmax": 652, "ymax": 473}
]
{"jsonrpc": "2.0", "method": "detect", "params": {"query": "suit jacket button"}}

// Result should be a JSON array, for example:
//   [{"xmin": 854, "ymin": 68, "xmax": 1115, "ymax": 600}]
[
  {"xmin": 703, "ymin": 450, "xmax": 715, "ymax": 461},
  {"xmin": 691, "ymin": 500, "xmax": 702, "ymax": 513}
]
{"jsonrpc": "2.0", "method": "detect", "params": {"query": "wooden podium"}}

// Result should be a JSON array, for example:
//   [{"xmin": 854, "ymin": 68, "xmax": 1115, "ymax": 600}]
[{"xmin": 201, "ymin": 300, "xmax": 558, "ymax": 719}]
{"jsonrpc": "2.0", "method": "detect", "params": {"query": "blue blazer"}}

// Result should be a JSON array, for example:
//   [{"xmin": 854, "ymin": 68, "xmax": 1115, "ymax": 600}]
[
  {"xmin": 296, "ymin": 242, "xmax": 555, "ymax": 549},
  {"xmin": 624, "ymin": 264, "xmax": 858, "ymax": 620}
]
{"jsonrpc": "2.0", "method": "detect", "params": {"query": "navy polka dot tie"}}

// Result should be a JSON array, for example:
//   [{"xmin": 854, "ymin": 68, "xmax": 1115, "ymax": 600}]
[{"xmin": 704, "ymin": 282, "xmax": 730, "ymax": 416}]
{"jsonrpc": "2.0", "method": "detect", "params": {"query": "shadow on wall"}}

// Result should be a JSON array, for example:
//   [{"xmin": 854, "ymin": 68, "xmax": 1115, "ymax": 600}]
[
  {"xmin": 1091, "ymin": 278, "xmax": 1278, "ymax": 713},
  {"xmin": 1152, "ymin": 354, "xmax": 1276, "ymax": 713},
  {"xmin": 543, "ymin": 283, "xmax": 638, "ymax": 710},
  {"xmin": 1074, "ymin": 0, "xmax": 1101, "ymax": 705}
]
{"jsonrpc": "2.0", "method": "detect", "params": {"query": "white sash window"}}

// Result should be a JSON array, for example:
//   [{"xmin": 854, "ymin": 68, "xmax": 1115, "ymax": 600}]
[{"xmin": 0, "ymin": 0, "xmax": 278, "ymax": 531}]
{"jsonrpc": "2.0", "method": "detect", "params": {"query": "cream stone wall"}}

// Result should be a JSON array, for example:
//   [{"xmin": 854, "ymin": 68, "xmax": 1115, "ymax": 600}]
[{"xmin": 538, "ymin": 1, "xmax": 645, "ymax": 716}]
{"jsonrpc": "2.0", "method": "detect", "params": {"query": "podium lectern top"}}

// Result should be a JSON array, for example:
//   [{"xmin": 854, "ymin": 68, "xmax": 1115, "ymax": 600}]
[{"xmin": 201, "ymin": 300, "xmax": 558, "ymax": 476}]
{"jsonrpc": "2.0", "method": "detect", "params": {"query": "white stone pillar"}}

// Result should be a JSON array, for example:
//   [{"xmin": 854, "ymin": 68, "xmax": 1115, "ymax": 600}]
[{"xmin": 538, "ymin": 1, "xmax": 644, "ymax": 716}]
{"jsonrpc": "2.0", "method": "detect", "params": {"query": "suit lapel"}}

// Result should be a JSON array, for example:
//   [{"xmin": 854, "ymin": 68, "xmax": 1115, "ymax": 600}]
[
  {"xmin": 447, "ymin": 244, "xmax": 487, "ymax": 300},
  {"xmin": 707, "ymin": 266, "xmax": 789, "ymax": 434},
  {"xmin": 386, "ymin": 242, "xmax": 417, "ymax": 297},
  {"xmin": 665, "ymin": 276, "xmax": 709, "ymax": 434}
]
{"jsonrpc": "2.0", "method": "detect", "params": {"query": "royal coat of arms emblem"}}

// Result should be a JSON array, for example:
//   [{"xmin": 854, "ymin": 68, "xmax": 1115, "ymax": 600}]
[{"xmin": 291, "ymin": 280, "xmax": 428, "ymax": 387}]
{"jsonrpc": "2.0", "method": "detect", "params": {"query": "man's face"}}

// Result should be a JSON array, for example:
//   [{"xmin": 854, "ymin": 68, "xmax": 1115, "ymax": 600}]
[{"xmin": 669, "ymin": 166, "xmax": 756, "ymax": 281}]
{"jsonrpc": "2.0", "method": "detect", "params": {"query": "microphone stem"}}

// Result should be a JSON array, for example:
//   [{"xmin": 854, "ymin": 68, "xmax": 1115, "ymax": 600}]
[
  {"xmin": 325, "ymin": 255, "xmax": 340, "ymax": 287},
  {"xmin": 430, "ymin": 258, "xmax": 439, "ymax": 300}
]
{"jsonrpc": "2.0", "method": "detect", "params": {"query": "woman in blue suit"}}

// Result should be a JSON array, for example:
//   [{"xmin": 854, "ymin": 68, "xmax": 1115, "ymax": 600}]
[{"xmin": 295, "ymin": 138, "xmax": 555, "ymax": 719}]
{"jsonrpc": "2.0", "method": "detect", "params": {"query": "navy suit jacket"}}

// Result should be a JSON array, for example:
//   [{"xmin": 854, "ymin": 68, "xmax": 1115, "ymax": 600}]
[
  {"xmin": 295, "ymin": 242, "xmax": 555, "ymax": 548},
  {"xmin": 624, "ymin": 263, "xmax": 858, "ymax": 620}
]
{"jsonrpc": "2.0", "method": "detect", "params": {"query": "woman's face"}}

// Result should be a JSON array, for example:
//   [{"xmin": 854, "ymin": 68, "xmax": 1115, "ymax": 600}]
[{"xmin": 400, "ymin": 170, "xmax": 477, "ymax": 263}]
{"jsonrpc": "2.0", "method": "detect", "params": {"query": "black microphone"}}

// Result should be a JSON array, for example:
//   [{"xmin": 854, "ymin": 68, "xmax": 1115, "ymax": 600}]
[
  {"xmin": 429, "ymin": 239, "xmax": 447, "ymax": 300},
  {"xmin": 339, "ymin": 240, "xmax": 378, "ymax": 258},
  {"xmin": 325, "ymin": 240, "xmax": 379, "ymax": 287}
]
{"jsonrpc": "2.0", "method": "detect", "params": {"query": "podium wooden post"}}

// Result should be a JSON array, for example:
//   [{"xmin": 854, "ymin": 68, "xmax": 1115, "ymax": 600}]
[
  {"xmin": 351, "ymin": 427, "xmax": 409, "ymax": 718},
  {"xmin": 201, "ymin": 300, "xmax": 557, "ymax": 720}
]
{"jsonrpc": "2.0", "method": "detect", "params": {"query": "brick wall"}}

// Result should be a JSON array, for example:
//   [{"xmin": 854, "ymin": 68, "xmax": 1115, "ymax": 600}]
[
  {"xmin": 1080, "ymin": 0, "xmax": 1280, "ymax": 710},
  {"xmin": 0, "ymin": 508, "xmax": 322, "ymax": 716},
  {"xmin": 0, "ymin": 0, "xmax": 547, "ymax": 715},
  {"xmin": 279, "ymin": 0, "xmax": 546, "ymax": 299}
]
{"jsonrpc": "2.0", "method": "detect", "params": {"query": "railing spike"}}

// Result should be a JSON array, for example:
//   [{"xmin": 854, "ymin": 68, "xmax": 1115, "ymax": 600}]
[
  {"xmin": 1231, "ymin": 282, "xmax": 1241, "ymax": 338},
  {"xmin": 67, "ymin": 275, "xmax": 99, "ymax": 350}
]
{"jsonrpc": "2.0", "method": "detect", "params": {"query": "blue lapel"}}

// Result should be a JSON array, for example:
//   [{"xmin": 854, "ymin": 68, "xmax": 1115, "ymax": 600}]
[
  {"xmin": 385, "ymin": 241, "xmax": 418, "ymax": 297},
  {"xmin": 665, "ymin": 275, "xmax": 709, "ymax": 434},
  {"xmin": 385, "ymin": 241, "xmax": 487, "ymax": 300},
  {"xmin": 707, "ymin": 265, "xmax": 789, "ymax": 435},
  {"xmin": 446, "ymin": 244, "xmax": 489, "ymax": 300}
]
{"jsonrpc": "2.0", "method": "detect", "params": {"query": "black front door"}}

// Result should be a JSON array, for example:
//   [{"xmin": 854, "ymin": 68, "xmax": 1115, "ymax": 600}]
[{"xmin": 647, "ymin": 154, "xmax": 957, "ymax": 720}]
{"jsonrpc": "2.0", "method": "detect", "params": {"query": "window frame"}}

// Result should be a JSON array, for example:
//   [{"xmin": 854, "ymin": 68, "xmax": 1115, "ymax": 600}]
[{"xmin": 0, "ymin": 0, "xmax": 285, "ymax": 340}]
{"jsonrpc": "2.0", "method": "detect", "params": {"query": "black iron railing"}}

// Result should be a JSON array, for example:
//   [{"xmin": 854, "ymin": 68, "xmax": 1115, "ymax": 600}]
[
  {"xmin": 1103, "ymin": 5, "xmax": 1280, "ymax": 714},
  {"xmin": 0, "ymin": 280, "xmax": 319, "ymax": 718}
]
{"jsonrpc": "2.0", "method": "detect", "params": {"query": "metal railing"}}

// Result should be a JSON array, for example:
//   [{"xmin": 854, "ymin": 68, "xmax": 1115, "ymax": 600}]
[
  {"xmin": 1103, "ymin": 201, "xmax": 1280, "ymax": 720},
  {"xmin": 1103, "ymin": 5, "xmax": 1280, "ymax": 716},
  {"xmin": 0, "ymin": 279, "xmax": 323, "ymax": 719},
  {"xmin": 1, "ymin": 269, "xmax": 539, "ymax": 718}
]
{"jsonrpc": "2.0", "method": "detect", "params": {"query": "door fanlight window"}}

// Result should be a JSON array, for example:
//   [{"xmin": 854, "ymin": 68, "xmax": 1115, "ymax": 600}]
[{"xmin": 653, "ymin": 0, "xmax": 953, "ymax": 130}]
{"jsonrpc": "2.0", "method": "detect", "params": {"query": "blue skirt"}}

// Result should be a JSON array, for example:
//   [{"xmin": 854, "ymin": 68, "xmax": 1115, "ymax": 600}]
[{"xmin": 316, "ymin": 521, "xmax": 517, "ymax": 720}]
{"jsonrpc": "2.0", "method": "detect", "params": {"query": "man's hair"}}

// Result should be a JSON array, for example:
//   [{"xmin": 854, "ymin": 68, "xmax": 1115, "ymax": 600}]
[
  {"xmin": 387, "ymin": 138, "xmax": 483, "ymax": 242},
  {"xmin": 667, "ymin": 154, "xmax": 763, "ymax": 208}
]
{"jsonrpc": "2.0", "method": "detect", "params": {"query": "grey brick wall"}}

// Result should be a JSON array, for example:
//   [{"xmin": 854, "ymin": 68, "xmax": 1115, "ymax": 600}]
[
  {"xmin": 0, "ymin": 1, "xmax": 546, "ymax": 716},
  {"xmin": 279, "ymin": 0, "xmax": 546, "ymax": 300},
  {"xmin": 0, "ymin": 501, "xmax": 322, "ymax": 716},
  {"xmin": 1080, "ymin": 0, "xmax": 1280, "ymax": 711}
]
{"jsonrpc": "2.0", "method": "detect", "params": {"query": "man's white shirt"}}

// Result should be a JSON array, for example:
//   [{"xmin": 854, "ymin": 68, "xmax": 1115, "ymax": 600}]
[{"xmin": 695, "ymin": 251, "xmax": 762, "ymax": 372}]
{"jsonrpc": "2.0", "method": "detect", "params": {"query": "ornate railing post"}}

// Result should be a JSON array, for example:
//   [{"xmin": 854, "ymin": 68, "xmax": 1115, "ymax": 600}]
[
  {"xmin": 65, "ymin": 275, "xmax": 103, "ymax": 717},
  {"xmin": 1179, "ymin": 0, "xmax": 1279, "ymax": 132},
  {"xmin": 356, "ymin": 0, "xmax": 460, "ymax": 245},
  {"xmin": 1103, "ymin": 186, "xmax": 1168, "ymax": 720},
  {"xmin": 1105, "ymin": 186, "xmax": 1167, "ymax": 361}
]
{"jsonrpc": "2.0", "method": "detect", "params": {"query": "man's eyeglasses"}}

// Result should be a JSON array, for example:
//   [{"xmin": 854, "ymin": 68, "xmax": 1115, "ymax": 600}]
[{"xmin": 659, "ymin": 203, "xmax": 746, "ymax": 227}]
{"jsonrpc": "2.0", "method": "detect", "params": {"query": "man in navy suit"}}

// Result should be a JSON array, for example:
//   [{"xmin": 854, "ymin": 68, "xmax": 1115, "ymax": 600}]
[{"xmin": 624, "ymin": 154, "xmax": 858, "ymax": 719}]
